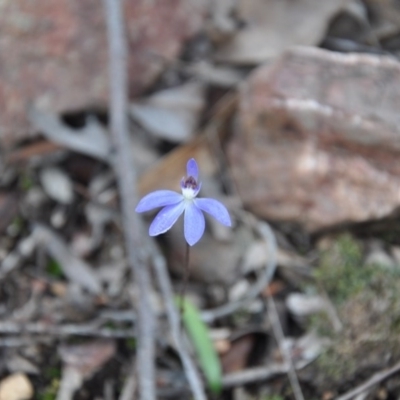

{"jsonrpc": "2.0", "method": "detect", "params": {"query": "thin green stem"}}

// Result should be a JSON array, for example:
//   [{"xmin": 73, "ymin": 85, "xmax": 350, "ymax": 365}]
[{"xmin": 179, "ymin": 242, "xmax": 191, "ymax": 331}]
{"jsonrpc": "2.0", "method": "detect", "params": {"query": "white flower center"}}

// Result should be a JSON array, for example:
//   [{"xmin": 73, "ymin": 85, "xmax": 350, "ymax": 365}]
[{"xmin": 182, "ymin": 187, "xmax": 196, "ymax": 200}]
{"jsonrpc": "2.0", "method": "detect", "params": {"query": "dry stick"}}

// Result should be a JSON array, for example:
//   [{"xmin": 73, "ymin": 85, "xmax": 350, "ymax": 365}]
[
  {"xmin": 149, "ymin": 241, "xmax": 207, "ymax": 400},
  {"xmin": 335, "ymin": 360, "xmax": 400, "ymax": 400},
  {"xmin": 222, "ymin": 364, "xmax": 289, "ymax": 388},
  {"xmin": 0, "ymin": 321, "xmax": 135, "ymax": 338},
  {"xmin": 119, "ymin": 361, "xmax": 137, "ymax": 400},
  {"xmin": 267, "ymin": 295, "xmax": 305, "ymax": 400},
  {"xmin": 0, "ymin": 338, "xmax": 46, "ymax": 347},
  {"xmin": 102, "ymin": 1, "xmax": 155, "ymax": 399}
]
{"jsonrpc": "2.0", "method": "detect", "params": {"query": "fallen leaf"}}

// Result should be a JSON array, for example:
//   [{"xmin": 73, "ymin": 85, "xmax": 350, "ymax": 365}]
[
  {"xmin": 59, "ymin": 340, "xmax": 116, "ymax": 379},
  {"xmin": 29, "ymin": 109, "xmax": 111, "ymax": 162},
  {"xmin": 131, "ymin": 82, "xmax": 205, "ymax": 142},
  {"xmin": 57, "ymin": 341, "xmax": 116, "ymax": 400},
  {"xmin": 33, "ymin": 224, "xmax": 102, "ymax": 294},
  {"xmin": 221, "ymin": 334, "xmax": 255, "ymax": 373},
  {"xmin": 186, "ymin": 62, "xmax": 243, "ymax": 87},
  {"xmin": 137, "ymin": 92, "xmax": 237, "ymax": 195},
  {"xmin": 215, "ymin": 0, "xmax": 348, "ymax": 64}
]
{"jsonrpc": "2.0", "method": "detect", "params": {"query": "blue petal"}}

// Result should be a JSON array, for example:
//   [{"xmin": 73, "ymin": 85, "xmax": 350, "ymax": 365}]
[
  {"xmin": 149, "ymin": 201, "xmax": 185, "ymax": 236},
  {"xmin": 184, "ymin": 202, "xmax": 205, "ymax": 246},
  {"xmin": 194, "ymin": 198, "xmax": 231, "ymax": 227},
  {"xmin": 186, "ymin": 158, "xmax": 199, "ymax": 180},
  {"xmin": 135, "ymin": 190, "xmax": 183, "ymax": 213}
]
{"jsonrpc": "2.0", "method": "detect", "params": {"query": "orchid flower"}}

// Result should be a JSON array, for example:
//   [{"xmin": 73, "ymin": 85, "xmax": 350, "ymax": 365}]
[{"xmin": 135, "ymin": 158, "xmax": 231, "ymax": 246}]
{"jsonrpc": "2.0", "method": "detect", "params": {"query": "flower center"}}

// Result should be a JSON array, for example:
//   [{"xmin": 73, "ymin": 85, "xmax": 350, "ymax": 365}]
[
  {"xmin": 181, "ymin": 176, "xmax": 199, "ymax": 200},
  {"xmin": 182, "ymin": 176, "xmax": 197, "ymax": 189}
]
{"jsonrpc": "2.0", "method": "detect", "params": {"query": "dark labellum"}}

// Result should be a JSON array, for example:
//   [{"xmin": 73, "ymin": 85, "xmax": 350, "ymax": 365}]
[{"xmin": 182, "ymin": 176, "xmax": 198, "ymax": 190}]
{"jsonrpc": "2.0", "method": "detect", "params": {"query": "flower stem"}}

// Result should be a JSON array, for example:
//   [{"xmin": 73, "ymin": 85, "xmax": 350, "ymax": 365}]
[{"xmin": 179, "ymin": 242, "xmax": 191, "ymax": 331}]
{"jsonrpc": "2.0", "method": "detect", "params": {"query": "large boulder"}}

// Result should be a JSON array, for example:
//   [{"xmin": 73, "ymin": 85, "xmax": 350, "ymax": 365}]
[
  {"xmin": 228, "ymin": 47, "xmax": 400, "ymax": 231},
  {"xmin": 0, "ymin": 0, "xmax": 207, "ymax": 148}
]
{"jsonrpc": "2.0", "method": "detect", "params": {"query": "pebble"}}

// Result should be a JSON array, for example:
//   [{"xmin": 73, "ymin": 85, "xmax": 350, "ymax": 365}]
[{"xmin": 0, "ymin": 373, "xmax": 33, "ymax": 400}]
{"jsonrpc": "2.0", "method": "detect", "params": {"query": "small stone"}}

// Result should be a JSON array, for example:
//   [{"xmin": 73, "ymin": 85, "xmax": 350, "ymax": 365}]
[
  {"xmin": 286, "ymin": 293, "xmax": 327, "ymax": 317},
  {"xmin": 0, "ymin": 373, "xmax": 33, "ymax": 400},
  {"xmin": 40, "ymin": 167, "xmax": 74, "ymax": 205},
  {"xmin": 365, "ymin": 249, "xmax": 395, "ymax": 269}
]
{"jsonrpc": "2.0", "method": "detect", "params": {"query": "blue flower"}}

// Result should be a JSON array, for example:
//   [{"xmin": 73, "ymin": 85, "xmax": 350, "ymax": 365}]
[{"xmin": 135, "ymin": 158, "xmax": 231, "ymax": 246}]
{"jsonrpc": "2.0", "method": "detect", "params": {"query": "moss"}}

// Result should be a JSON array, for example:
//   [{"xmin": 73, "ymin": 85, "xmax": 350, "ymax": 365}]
[
  {"xmin": 38, "ymin": 368, "xmax": 61, "ymax": 400},
  {"xmin": 9, "ymin": 216, "xmax": 24, "ymax": 234},
  {"xmin": 46, "ymin": 259, "xmax": 64, "ymax": 279},
  {"xmin": 314, "ymin": 234, "xmax": 375, "ymax": 304},
  {"xmin": 38, "ymin": 379, "xmax": 59, "ymax": 400},
  {"xmin": 126, "ymin": 338, "xmax": 136, "ymax": 350},
  {"xmin": 316, "ymin": 343, "xmax": 357, "ymax": 384},
  {"xmin": 308, "ymin": 312, "xmax": 334, "ymax": 338},
  {"xmin": 19, "ymin": 173, "xmax": 35, "ymax": 191},
  {"xmin": 307, "ymin": 233, "xmax": 400, "ymax": 389}
]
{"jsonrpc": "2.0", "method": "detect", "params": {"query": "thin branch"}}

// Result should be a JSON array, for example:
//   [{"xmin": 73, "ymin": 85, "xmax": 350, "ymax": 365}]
[
  {"xmin": 335, "ymin": 360, "xmax": 400, "ymax": 400},
  {"xmin": 0, "ymin": 338, "xmax": 43, "ymax": 347},
  {"xmin": 222, "ymin": 364, "xmax": 288, "ymax": 388},
  {"xmin": 149, "ymin": 241, "xmax": 207, "ymax": 400},
  {"xmin": 267, "ymin": 295, "xmax": 305, "ymax": 400},
  {"xmin": 119, "ymin": 360, "xmax": 137, "ymax": 400},
  {"xmin": 0, "ymin": 321, "xmax": 135, "ymax": 338},
  {"xmin": 102, "ymin": 1, "xmax": 155, "ymax": 399}
]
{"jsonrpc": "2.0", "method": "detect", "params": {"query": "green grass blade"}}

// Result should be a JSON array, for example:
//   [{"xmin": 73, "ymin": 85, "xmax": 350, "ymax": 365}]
[{"xmin": 176, "ymin": 296, "xmax": 222, "ymax": 394}]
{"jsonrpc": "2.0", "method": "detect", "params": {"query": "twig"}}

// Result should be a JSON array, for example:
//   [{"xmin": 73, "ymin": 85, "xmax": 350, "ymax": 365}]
[
  {"xmin": 222, "ymin": 364, "xmax": 288, "ymax": 388},
  {"xmin": 267, "ymin": 295, "xmax": 305, "ymax": 400},
  {"xmin": 0, "ymin": 321, "xmax": 135, "ymax": 338},
  {"xmin": 335, "ymin": 360, "xmax": 400, "ymax": 400},
  {"xmin": 119, "ymin": 360, "xmax": 137, "ymax": 400},
  {"xmin": 149, "ymin": 241, "xmax": 207, "ymax": 400},
  {"xmin": 0, "ymin": 337, "xmax": 47, "ymax": 347},
  {"xmin": 201, "ymin": 215, "xmax": 277, "ymax": 322},
  {"xmin": 102, "ymin": 1, "xmax": 155, "ymax": 399}
]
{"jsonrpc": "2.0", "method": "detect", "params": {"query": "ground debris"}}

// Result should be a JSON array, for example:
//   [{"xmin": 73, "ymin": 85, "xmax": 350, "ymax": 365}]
[{"xmin": 3, "ymin": 1, "xmax": 400, "ymax": 399}]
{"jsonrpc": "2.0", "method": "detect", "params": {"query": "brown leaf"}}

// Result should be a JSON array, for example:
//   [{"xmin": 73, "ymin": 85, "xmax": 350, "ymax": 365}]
[
  {"xmin": 221, "ymin": 334, "xmax": 255, "ymax": 373},
  {"xmin": 59, "ymin": 340, "xmax": 116, "ymax": 379}
]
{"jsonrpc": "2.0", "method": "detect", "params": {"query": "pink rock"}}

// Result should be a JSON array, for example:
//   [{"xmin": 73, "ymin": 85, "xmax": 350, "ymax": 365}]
[
  {"xmin": 228, "ymin": 47, "xmax": 400, "ymax": 232},
  {"xmin": 0, "ymin": 0, "xmax": 206, "ymax": 148}
]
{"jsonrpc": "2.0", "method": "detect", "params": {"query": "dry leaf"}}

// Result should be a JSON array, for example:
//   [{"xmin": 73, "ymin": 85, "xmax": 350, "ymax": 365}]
[
  {"xmin": 33, "ymin": 224, "xmax": 102, "ymax": 294},
  {"xmin": 29, "ymin": 110, "xmax": 111, "ymax": 162},
  {"xmin": 131, "ymin": 82, "xmax": 205, "ymax": 142},
  {"xmin": 215, "ymin": 0, "xmax": 348, "ymax": 64}
]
